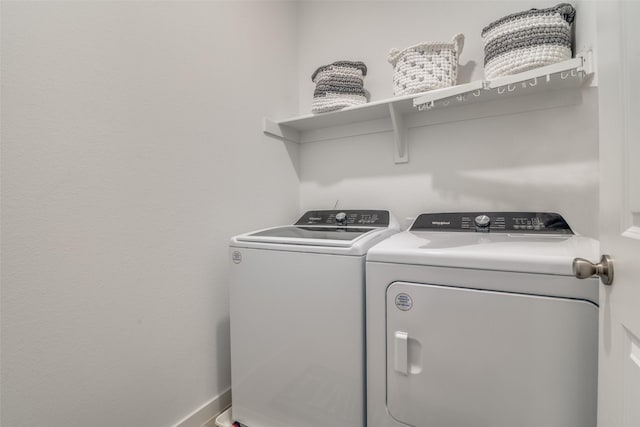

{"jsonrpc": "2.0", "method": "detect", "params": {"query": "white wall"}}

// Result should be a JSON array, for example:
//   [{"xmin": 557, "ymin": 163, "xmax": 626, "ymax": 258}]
[
  {"xmin": 296, "ymin": 1, "xmax": 599, "ymax": 236},
  {"xmin": 1, "ymin": 1, "xmax": 603, "ymax": 426},
  {"xmin": 0, "ymin": 2, "xmax": 299, "ymax": 426}
]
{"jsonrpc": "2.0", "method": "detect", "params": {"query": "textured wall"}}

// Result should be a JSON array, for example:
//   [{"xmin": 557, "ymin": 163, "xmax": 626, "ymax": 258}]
[{"xmin": 0, "ymin": 2, "xmax": 299, "ymax": 426}]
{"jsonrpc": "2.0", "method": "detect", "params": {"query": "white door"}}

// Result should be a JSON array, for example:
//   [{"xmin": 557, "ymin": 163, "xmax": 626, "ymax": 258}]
[{"xmin": 596, "ymin": 1, "xmax": 640, "ymax": 426}]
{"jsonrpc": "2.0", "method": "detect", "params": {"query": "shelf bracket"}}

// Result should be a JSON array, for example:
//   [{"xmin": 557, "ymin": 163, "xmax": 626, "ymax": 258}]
[
  {"xmin": 388, "ymin": 103, "xmax": 408, "ymax": 164},
  {"xmin": 263, "ymin": 117, "xmax": 301, "ymax": 143},
  {"xmin": 577, "ymin": 50, "xmax": 595, "ymax": 76}
]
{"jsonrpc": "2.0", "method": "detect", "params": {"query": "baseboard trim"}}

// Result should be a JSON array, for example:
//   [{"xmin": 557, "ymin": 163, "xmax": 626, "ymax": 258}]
[{"xmin": 172, "ymin": 388, "xmax": 232, "ymax": 427}]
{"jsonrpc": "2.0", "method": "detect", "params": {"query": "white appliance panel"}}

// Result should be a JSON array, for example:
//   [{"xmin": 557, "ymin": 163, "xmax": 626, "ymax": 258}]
[
  {"xmin": 230, "ymin": 247, "xmax": 366, "ymax": 427},
  {"xmin": 366, "ymin": 230, "xmax": 600, "ymax": 276},
  {"xmin": 385, "ymin": 281, "xmax": 598, "ymax": 427}
]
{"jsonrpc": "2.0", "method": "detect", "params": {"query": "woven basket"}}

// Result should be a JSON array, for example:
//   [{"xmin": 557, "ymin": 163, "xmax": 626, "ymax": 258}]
[
  {"xmin": 388, "ymin": 33, "xmax": 464, "ymax": 96},
  {"xmin": 311, "ymin": 61, "xmax": 367, "ymax": 114},
  {"xmin": 482, "ymin": 3, "xmax": 576, "ymax": 79}
]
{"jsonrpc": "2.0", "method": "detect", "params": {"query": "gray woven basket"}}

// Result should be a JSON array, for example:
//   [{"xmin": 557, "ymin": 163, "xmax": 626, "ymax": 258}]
[
  {"xmin": 311, "ymin": 61, "xmax": 367, "ymax": 114},
  {"xmin": 482, "ymin": 3, "xmax": 576, "ymax": 79}
]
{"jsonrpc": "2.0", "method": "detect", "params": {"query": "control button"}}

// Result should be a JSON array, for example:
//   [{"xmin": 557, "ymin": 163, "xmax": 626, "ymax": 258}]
[
  {"xmin": 335, "ymin": 212, "xmax": 347, "ymax": 224},
  {"xmin": 513, "ymin": 225, "xmax": 520, "ymax": 230},
  {"xmin": 474, "ymin": 215, "xmax": 491, "ymax": 228}
]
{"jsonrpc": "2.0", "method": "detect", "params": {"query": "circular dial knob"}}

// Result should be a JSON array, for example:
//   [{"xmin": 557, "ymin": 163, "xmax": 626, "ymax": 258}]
[
  {"xmin": 335, "ymin": 212, "xmax": 347, "ymax": 224},
  {"xmin": 474, "ymin": 214, "xmax": 491, "ymax": 228}
]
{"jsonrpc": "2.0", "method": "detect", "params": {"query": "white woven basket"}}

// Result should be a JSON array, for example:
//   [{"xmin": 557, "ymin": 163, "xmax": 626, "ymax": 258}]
[
  {"xmin": 482, "ymin": 3, "xmax": 575, "ymax": 79},
  {"xmin": 388, "ymin": 33, "xmax": 464, "ymax": 96}
]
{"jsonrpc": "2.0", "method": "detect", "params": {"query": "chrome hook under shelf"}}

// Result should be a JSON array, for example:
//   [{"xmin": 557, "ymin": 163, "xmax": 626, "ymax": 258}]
[
  {"xmin": 561, "ymin": 71, "xmax": 570, "ymax": 80},
  {"xmin": 529, "ymin": 77, "xmax": 538, "ymax": 87},
  {"xmin": 571, "ymin": 69, "xmax": 578, "ymax": 77},
  {"xmin": 456, "ymin": 94, "xmax": 467, "ymax": 102},
  {"xmin": 497, "ymin": 86, "xmax": 506, "ymax": 95},
  {"xmin": 473, "ymin": 89, "xmax": 481, "ymax": 97},
  {"xmin": 422, "ymin": 100, "xmax": 435, "ymax": 110},
  {"xmin": 507, "ymin": 84, "xmax": 516, "ymax": 92}
]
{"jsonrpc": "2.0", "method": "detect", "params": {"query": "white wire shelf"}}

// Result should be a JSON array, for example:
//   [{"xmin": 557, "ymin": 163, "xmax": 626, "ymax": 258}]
[
  {"xmin": 413, "ymin": 54, "xmax": 592, "ymax": 112},
  {"xmin": 264, "ymin": 52, "xmax": 593, "ymax": 164}
]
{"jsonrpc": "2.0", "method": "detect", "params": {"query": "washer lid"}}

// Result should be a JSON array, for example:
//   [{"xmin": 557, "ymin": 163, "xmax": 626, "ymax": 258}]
[
  {"xmin": 235, "ymin": 225, "xmax": 380, "ymax": 247},
  {"xmin": 367, "ymin": 229, "xmax": 600, "ymax": 276},
  {"xmin": 231, "ymin": 210, "xmax": 400, "ymax": 254}
]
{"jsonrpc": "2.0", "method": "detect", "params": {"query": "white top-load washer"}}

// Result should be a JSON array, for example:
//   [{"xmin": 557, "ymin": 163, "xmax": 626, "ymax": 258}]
[
  {"xmin": 230, "ymin": 210, "xmax": 399, "ymax": 427},
  {"xmin": 366, "ymin": 212, "xmax": 600, "ymax": 427}
]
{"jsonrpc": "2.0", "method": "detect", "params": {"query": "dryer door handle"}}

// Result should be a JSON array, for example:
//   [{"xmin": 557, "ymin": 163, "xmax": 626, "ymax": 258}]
[{"xmin": 394, "ymin": 331, "xmax": 409, "ymax": 375}]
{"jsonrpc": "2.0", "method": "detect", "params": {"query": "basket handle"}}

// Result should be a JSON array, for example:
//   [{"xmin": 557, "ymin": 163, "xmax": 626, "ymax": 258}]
[
  {"xmin": 388, "ymin": 47, "xmax": 402, "ymax": 66},
  {"xmin": 452, "ymin": 33, "xmax": 464, "ymax": 55},
  {"xmin": 555, "ymin": 3, "xmax": 576, "ymax": 24}
]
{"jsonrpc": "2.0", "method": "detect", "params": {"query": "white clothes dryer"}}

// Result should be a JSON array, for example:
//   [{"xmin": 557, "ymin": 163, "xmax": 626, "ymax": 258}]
[
  {"xmin": 230, "ymin": 210, "xmax": 399, "ymax": 427},
  {"xmin": 366, "ymin": 212, "xmax": 599, "ymax": 427}
]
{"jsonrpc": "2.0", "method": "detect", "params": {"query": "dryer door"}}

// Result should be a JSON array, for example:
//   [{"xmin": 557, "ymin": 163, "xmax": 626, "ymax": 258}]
[{"xmin": 386, "ymin": 282, "xmax": 598, "ymax": 427}]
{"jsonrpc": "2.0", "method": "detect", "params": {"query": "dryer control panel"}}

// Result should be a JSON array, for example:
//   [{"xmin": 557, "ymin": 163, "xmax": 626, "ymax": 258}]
[
  {"xmin": 295, "ymin": 210, "xmax": 390, "ymax": 227},
  {"xmin": 411, "ymin": 212, "xmax": 573, "ymax": 234}
]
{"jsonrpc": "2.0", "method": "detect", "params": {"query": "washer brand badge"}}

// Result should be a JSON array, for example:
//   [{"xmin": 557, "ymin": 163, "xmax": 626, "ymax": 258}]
[
  {"xmin": 395, "ymin": 293, "xmax": 413, "ymax": 311},
  {"xmin": 432, "ymin": 221, "xmax": 450, "ymax": 226},
  {"xmin": 231, "ymin": 251, "xmax": 242, "ymax": 264}
]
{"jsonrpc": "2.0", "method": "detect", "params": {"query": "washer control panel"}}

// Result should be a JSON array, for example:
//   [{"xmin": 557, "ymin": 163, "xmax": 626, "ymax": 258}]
[
  {"xmin": 411, "ymin": 212, "xmax": 573, "ymax": 234},
  {"xmin": 295, "ymin": 210, "xmax": 390, "ymax": 227}
]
